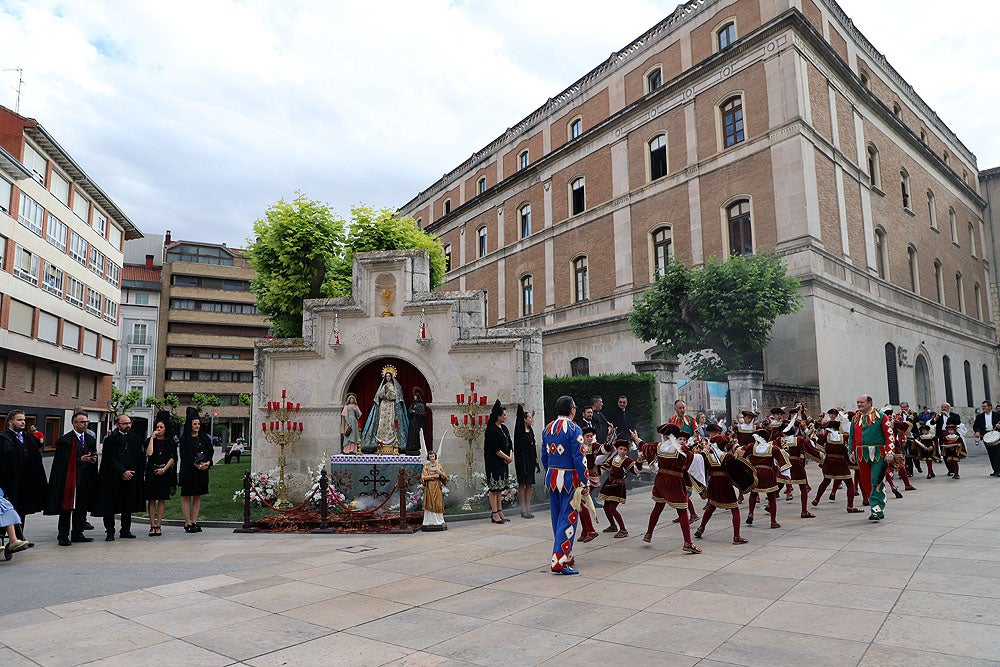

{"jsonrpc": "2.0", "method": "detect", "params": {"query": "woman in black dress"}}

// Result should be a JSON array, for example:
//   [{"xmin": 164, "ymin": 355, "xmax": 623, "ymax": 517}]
[
  {"xmin": 513, "ymin": 405, "xmax": 539, "ymax": 519},
  {"xmin": 483, "ymin": 400, "xmax": 513, "ymax": 524},
  {"xmin": 179, "ymin": 407, "xmax": 213, "ymax": 533},
  {"xmin": 144, "ymin": 412, "xmax": 176, "ymax": 536}
]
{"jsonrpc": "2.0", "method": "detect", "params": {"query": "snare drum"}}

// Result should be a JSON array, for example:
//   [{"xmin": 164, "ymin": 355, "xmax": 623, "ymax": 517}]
[{"xmin": 983, "ymin": 430, "xmax": 1000, "ymax": 446}]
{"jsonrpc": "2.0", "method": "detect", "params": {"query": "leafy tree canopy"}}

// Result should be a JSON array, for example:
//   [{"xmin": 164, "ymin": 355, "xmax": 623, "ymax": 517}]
[
  {"xmin": 110, "ymin": 386, "xmax": 142, "ymax": 418},
  {"xmin": 247, "ymin": 196, "xmax": 445, "ymax": 337},
  {"xmin": 630, "ymin": 254, "xmax": 801, "ymax": 372}
]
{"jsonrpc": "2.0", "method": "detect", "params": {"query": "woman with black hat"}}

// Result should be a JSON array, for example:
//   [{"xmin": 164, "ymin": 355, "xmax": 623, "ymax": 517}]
[
  {"xmin": 179, "ymin": 407, "xmax": 214, "ymax": 533},
  {"xmin": 484, "ymin": 400, "xmax": 513, "ymax": 523}
]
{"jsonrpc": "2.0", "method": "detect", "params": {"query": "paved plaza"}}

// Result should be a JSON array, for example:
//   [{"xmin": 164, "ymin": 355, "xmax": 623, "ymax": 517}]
[{"xmin": 3, "ymin": 457, "xmax": 1000, "ymax": 666}]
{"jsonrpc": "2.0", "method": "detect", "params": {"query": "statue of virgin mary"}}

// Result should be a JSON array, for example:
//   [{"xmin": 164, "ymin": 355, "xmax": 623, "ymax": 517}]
[{"xmin": 361, "ymin": 365, "xmax": 409, "ymax": 454}]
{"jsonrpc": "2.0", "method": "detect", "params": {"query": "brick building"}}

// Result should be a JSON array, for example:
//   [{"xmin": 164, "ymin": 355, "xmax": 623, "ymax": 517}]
[
  {"xmin": 400, "ymin": 0, "xmax": 996, "ymax": 413},
  {"xmin": 0, "ymin": 105, "xmax": 141, "ymax": 446},
  {"xmin": 155, "ymin": 234, "xmax": 269, "ymax": 442}
]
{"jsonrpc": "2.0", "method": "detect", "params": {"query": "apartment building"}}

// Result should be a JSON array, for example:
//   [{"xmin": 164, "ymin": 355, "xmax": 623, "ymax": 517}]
[
  {"xmin": 400, "ymin": 0, "xmax": 995, "ymax": 412},
  {"xmin": 0, "ymin": 105, "xmax": 141, "ymax": 446}
]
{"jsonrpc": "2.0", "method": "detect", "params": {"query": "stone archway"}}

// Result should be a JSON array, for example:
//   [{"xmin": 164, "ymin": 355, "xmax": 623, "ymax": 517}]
[
  {"xmin": 914, "ymin": 354, "xmax": 931, "ymax": 410},
  {"xmin": 346, "ymin": 356, "xmax": 434, "ymax": 451}
]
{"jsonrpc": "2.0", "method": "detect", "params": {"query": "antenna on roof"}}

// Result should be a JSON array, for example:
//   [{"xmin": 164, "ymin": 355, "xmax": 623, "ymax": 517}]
[{"xmin": 1, "ymin": 68, "xmax": 24, "ymax": 113}]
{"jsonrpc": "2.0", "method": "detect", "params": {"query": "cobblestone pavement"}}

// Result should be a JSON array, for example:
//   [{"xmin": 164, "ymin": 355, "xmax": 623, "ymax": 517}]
[{"xmin": 3, "ymin": 458, "xmax": 1000, "ymax": 666}]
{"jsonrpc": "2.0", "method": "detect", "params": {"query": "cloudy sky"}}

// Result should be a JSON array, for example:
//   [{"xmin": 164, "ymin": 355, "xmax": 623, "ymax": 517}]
[{"xmin": 1, "ymin": 1, "xmax": 997, "ymax": 247}]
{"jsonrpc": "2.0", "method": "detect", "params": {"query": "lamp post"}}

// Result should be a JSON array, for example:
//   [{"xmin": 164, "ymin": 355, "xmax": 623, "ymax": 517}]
[
  {"xmin": 262, "ymin": 389, "xmax": 303, "ymax": 509},
  {"xmin": 450, "ymin": 381, "xmax": 489, "ymax": 510}
]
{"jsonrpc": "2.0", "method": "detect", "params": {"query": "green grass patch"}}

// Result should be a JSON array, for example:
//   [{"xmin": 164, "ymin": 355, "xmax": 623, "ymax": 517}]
[{"xmin": 138, "ymin": 460, "xmax": 276, "ymax": 522}]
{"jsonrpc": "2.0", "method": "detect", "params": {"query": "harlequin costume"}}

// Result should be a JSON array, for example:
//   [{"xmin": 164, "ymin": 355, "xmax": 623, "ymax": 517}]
[
  {"xmin": 743, "ymin": 430, "xmax": 791, "ymax": 528},
  {"xmin": 694, "ymin": 431, "xmax": 749, "ymax": 544},
  {"xmin": 891, "ymin": 411, "xmax": 918, "ymax": 490},
  {"xmin": 915, "ymin": 424, "xmax": 939, "ymax": 478},
  {"xmin": 668, "ymin": 411, "xmax": 697, "ymax": 437},
  {"xmin": 576, "ymin": 427, "xmax": 600, "ymax": 544},
  {"xmin": 780, "ymin": 432, "xmax": 822, "ymax": 518},
  {"xmin": 638, "ymin": 424, "xmax": 700, "ymax": 553},
  {"xmin": 597, "ymin": 440, "xmax": 642, "ymax": 538},
  {"xmin": 810, "ymin": 421, "xmax": 863, "ymax": 513},
  {"xmin": 848, "ymin": 405, "xmax": 896, "ymax": 521},
  {"xmin": 541, "ymin": 414, "xmax": 587, "ymax": 574},
  {"xmin": 940, "ymin": 425, "xmax": 967, "ymax": 480}
]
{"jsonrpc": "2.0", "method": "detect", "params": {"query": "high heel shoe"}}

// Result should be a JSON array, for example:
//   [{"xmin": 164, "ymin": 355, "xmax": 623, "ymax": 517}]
[{"xmin": 490, "ymin": 511, "xmax": 504, "ymax": 525}]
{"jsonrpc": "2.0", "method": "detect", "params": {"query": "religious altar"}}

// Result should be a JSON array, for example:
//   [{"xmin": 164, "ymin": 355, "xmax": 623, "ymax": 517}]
[{"xmin": 329, "ymin": 454, "xmax": 422, "ymax": 503}]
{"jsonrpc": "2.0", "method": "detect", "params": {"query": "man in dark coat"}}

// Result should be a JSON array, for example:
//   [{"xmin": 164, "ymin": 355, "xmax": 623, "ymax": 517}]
[
  {"xmin": 45, "ymin": 412, "xmax": 99, "ymax": 546},
  {"xmin": 0, "ymin": 409, "xmax": 48, "ymax": 546},
  {"xmin": 590, "ymin": 397, "xmax": 611, "ymax": 444},
  {"xmin": 94, "ymin": 414, "xmax": 145, "ymax": 540},
  {"xmin": 607, "ymin": 395, "xmax": 634, "ymax": 441}
]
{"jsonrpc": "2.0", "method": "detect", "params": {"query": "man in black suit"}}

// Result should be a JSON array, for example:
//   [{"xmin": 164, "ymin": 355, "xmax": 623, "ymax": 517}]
[
  {"xmin": 607, "ymin": 395, "xmax": 634, "ymax": 442},
  {"xmin": 0, "ymin": 409, "xmax": 48, "ymax": 547},
  {"xmin": 45, "ymin": 412, "xmax": 99, "ymax": 545},
  {"xmin": 973, "ymin": 400, "xmax": 1000, "ymax": 477},
  {"xmin": 590, "ymin": 396, "xmax": 611, "ymax": 444},
  {"xmin": 94, "ymin": 414, "xmax": 145, "ymax": 540}
]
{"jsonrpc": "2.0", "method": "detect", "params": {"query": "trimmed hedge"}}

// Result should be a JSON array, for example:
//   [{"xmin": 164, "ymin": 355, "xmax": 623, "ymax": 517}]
[{"xmin": 543, "ymin": 373, "xmax": 656, "ymax": 441}]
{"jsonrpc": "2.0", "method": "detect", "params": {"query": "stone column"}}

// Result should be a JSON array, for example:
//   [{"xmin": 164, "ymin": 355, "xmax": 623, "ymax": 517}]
[
  {"xmin": 633, "ymin": 359, "xmax": 680, "ymax": 428},
  {"xmin": 727, "ymin": 370, "xmax": 764, "ymax": 421}
]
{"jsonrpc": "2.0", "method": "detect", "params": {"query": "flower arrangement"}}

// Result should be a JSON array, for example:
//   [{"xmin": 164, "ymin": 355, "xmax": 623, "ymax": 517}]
[
  {"xmin": 306, "ymin": 460, "xmax": 346, "ymax": 511},
  {"xmin": 233, "ymin": 468, "xmax": 279, "ymax": 508},
  {"xmin": 465, "ymin": 472, "xmax": 519, "ymax": 507}
]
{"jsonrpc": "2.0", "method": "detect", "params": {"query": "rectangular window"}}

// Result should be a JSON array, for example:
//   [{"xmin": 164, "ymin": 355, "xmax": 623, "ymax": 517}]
[
  {"xmin": 129, "ymin": 354, "xmax": 146, "ymax": 376},
  {"xmin": 26, "ymin": 361, "xmax": 36, "ymax": 392},
  {"xmin": 45, "ymin": 214, "xmax": 68, "ymax": 252},
  {"xmin": 520, "ymin": 205, "xmax": 531, "ymax": 238},
  {"xmin": 13, "ymin": 245, "xmax": 39, "ymax": 285},
  {"xmin": 134, "ymin": 292, "xmax": 149, "ymax": 305},
  {"xmin": 571, "ymin": 178, "xmax": 585, "ymax": 215},
  {"xmin": 22, "ymin": 143, "xmax": 46, "ymax": 185},
  {"xmin": 521, "ymin": 276, "xmax": 533, "ymax": 316},
  {"xmin": 42, "ymin": 263, "xmax": 64, "ymax": 297},
  {"xmin": 443, "ymin": 245, "xmax": 452, "ymax": 272},
  {"xmin": 72, "ymin": 192, "xmax": 90, "ymax": 222},
  {"xmin": 63, "ymin": 321, "xmax": 80, "ymax": 350},
  {"xmin": 132, "ymin": 323, "xmax": 148, "ymax": 345},
  {"xmin": 574, "ymin": 257, "xmax": 589, "ymax": 302},
  {"xmin": 107, "ymin": 224, "xmax": 122, "ymax": 250},
  {"xmin": 83, "ymin": 330, "xmax": 98, "ymax": 357},
  {"xmin": 518, "ymin": 151, "xmax": 529, "ymax": 170},
  {"xmin": 70, "ymin": 231, "xmax": 88, "ymax": 265},
  {"xmin": 477, "ymin": 227, "xmax": 488, "ymax": 258},
  {"xmin": 570, "ymin": 118, "xmax": 582, "ymax": 139},
  {"xmin": 7, "ymin": 299, "xmax": 34, "ymax": 337},
  {"xmin": 106, "ymin": 262, "xmax": 120, "ymax": 287},
  {"xmin": 91, "ymin": 376, "xmax": 98, "ymax": 400},
  {"xmin": 95, "ymin": 211, "xmax": 108, "ymax": 237},
  {"xmin": 171, "ymin": 299, "xmax": 196, "ymax": 310},
  {"xmin": 86, "ymin": 289, "xmax": 102, "ymax": 317},
  {"xmin": 0, "ymin": 177, "xmax": 11, "ymax": 215},
  {"xmin": 37, "ymin": 310, "xmax": 58, "ymax": 344},
  {"xmin": 103, "ymin": 298, "xmax": 118, "ymax": 324},
  {"xmin": 0, "ymin": 235, "xmax": 5, "ymax": 270},
  {"xmin": 89, "ymin": 246, "xmax": 105, "ymax": 277},
  {"xmin": 50, "ymin": 171, "xmax": 70, "ymax": 205},
  {"xmin": 100, "ymin": 336, "xmax": 114, "ymax": 362},
  {"xmin": 66, "ymin": 276, "xmax": 85, "ymax": 309},
  {"xmin": 18, "ymin": 192, "xmax": 44, "ymax": 236},
  {"xmin": 129, "ymin": 385, "xmax": 144, "ymax": 402}
]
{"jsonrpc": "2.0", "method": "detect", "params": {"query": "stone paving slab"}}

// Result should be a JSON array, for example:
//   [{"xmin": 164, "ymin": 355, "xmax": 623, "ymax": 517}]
[{"xmin": 2, "ymin": 458, "xmax": 999, "ymax": 665}]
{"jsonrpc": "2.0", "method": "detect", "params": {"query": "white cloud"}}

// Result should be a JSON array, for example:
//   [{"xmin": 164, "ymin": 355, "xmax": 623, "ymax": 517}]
[{"xmin": 0, "ymin": 0, "xmax": 994, "ymax": 246}]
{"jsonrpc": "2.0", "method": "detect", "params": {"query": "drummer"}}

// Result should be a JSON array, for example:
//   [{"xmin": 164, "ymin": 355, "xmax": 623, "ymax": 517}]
[{"xmin": 973, "ymin": 401, "xmax": 1000, "ymax": 477}]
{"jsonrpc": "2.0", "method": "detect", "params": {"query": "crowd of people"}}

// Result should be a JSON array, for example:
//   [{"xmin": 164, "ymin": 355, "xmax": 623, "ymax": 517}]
[
  {"xmin": 0, "ymin": 406, "xmax": 217, "ymax": 556},
  {"xmin": 533, "ymin": 393, "xmax": 998, "ymax": 575}
]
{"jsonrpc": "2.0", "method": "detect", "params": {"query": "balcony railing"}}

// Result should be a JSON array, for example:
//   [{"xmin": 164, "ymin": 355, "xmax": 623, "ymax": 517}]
[
  {"xmin": 128, "ymin": 366, "xmax": 147, "ymax": 376},
  {"xmin": 129, "ymin": 336, "xmax": 149, "ymax": 345}
]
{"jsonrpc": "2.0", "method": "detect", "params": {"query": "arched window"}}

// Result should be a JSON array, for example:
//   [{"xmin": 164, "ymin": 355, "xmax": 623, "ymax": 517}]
[
  {"xmin": 727, "ymin": 200, "xmax": 753, "ymax": 256},
  {"xmin": 943, "ymin": 355, "xmax": 954, "ymax": 406},
  {"xmin": 969, "ymin": 222, "xmax": 977, "ymax": 257},
  {"xmin": 860, "ymin": 71, "xmax": 870, "ymax": 90},
  {"xmin": 649, "ymin": 134, "xmax": 667, "ymax": 181},
  {"xmin": 570, "ymin": 177, "xmax": 585, "ymax": 215},
  {"xmin": 569, "ymin": 117, "xmax": 582, "ymax": 140},
  {"xmin": 570, "ymin": 357, "xmax": 590, "ymax": 377},
  {"xmin": 874, "ymin": 228, "xmax": 888, "ymax": 279},
  {"xmin": 652, "ymin": 226, "xmax": 673, "ymax": 277},
  {"xmin": 949, "ymin": 207, "xmax": 958, "ymax": 243},
  {"xmin": 416, "ymin": 218, "xmax": 422, "ymax": 230},
  {"xmin": 927, "ymin": 190, "xmax": 937, "ymax": 229},
  {"xmin": 477, "ymin": 177, "xmax": 486, "ymax": 195},
  {"xmin": 646, "ymin": 67, "xmax": 662, "ymax": 93},
  {"xmin": 975, "ymin": 282, "xmax": 983, "ymax": 320},
  {"xmin": 867, "ymin": 144, "xmax": 881, "ymax": 188},
  {"xmin": 892, "ymin": 102, "xmax": 902, "ymax": 119},
  {"xmin": 717, "ymin": 21, "xmax": 736, "ymax": 50},
  {"xmin": 943, "ymin": 151, "xmax": 950, "ymax": 166},
  {"xmin": 885, "ymin": 343, "xmax": 900, "ymax": 405},
  {"xmin": 443, "ymin": 244, "xmax": 452, "ymax": 272},
  {"xmin": 920, "ymin": 129, "xmax": 927, "ymax": 144},
  {"xmin": 956, "ymin": 272, "xmax": 966, "ymax": 314},
  {"xmin": 477, "ymin": 226, "xmax": 488, "ymax": 258},
  {"xmin": 721, "ymin": 96, "xmax": 745, "ymax": 147},
  {"xmin": 518, "ymin": 150, "xmax": 529, "ymax": 170},
  {"xmin": 519, "ymin": 204, "xmax": 531, "ymax": 238},
  {"xmin": 907, "ymin": 245, "xmax": 918, "ymax": 293},
  {"xmin": 934, "ymin": 260, "xmax": 944, "ymax": 304},
  {"xmin": 984, "ymin": 364, "xmax": 992, "ymax": 404},
  {"xmin": 900, "ymin": 169, "xmax": 911, "ymax": 210},
  {"xmin": 520, "ymin": 275, "xmax": 533, "ymax": 316},
  {"xmin": 573, "ymin": 255, "xmax": 588, "ymax": 303},
  {"xmin": 964, "ymin": 360, "xmax": 974, "ymax": 407}
]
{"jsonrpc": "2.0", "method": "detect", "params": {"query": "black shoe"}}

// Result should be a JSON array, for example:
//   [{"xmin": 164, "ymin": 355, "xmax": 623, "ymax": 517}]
[
  {"xmin": 990, "ymin": 473, "xmax": 1000, "ymax": 477},
  {"xmin": 71, "ymin": 534, "xmax": 94, "ymax": 543},
  {"xmin": 26, "ymin": 541, "xmax": 34, "ymax": 548},
  {"xmin": 105, "ymin": 533, "xmax": 115, "ymax": 542},
  {"xmin": 193, "ymin": 524, "xmax": 203, "ymax": 532},
  {"xmin": 119, "ymin": 531, "xmax": 136, "ymax": 539},
  {"xmin": 58, "ymin": 537, "xmax": 72, "ymax": 546},
  {"xmin": 892, "ymin": 489, "xmax": 903, "ymax": 499},
  {"xmin": 84, "ymin": 521, "xmax": 95, "ymax": 530}
]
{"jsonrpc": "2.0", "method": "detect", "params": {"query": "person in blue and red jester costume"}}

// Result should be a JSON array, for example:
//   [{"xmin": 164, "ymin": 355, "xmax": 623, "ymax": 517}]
[{"xmin": 541, "ymin": 395, "xmax": 588, "ymax": 575}]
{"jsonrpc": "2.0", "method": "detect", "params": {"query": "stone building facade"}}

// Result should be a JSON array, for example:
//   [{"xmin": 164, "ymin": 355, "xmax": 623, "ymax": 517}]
[{"xmin": 399, "ymin": 0, "xmax": 995, "ymax": 415}]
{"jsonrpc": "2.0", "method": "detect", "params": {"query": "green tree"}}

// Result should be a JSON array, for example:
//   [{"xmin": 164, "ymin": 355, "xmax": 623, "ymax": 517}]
[
  {"xmin": 191, "ymin": 393, "xmax": 222, "ymax": 414},
  {"xmin": 246, "ymin": 193, "xmax": 345, "ymax": 338},
  {"xmin": 145, "ymin": 394, "xmax": 183, "ymax": 432},
  {"xmin": 630, "ymin": 254, "xmax": 801, "ymax": 372},
  {"xmin": 109, "ymin": 386, "xmax": 142, "ymax": 419},
  {"xmin": 247, "ymin": 198, "xmax": 446, "ymax": 337}
]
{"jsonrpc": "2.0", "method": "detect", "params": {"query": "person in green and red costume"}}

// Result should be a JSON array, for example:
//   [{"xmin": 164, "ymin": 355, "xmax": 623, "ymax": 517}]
[
  {"xmin": 668, "ymin": 400, "xmax": 697, "ymax": 437},
  {"xmin": 848, "ymin": 394, "xmax": 896, "ymax": 521}
]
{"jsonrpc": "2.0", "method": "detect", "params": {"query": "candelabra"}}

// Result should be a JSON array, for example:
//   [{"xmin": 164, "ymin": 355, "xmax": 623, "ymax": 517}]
[
  {"xmin": 261, "ymin": 389, "xmax": 303, "ymax": 509},
  {"xmin": 450, "ymin": 382, "xmax": 489, "ymax": 511}
]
